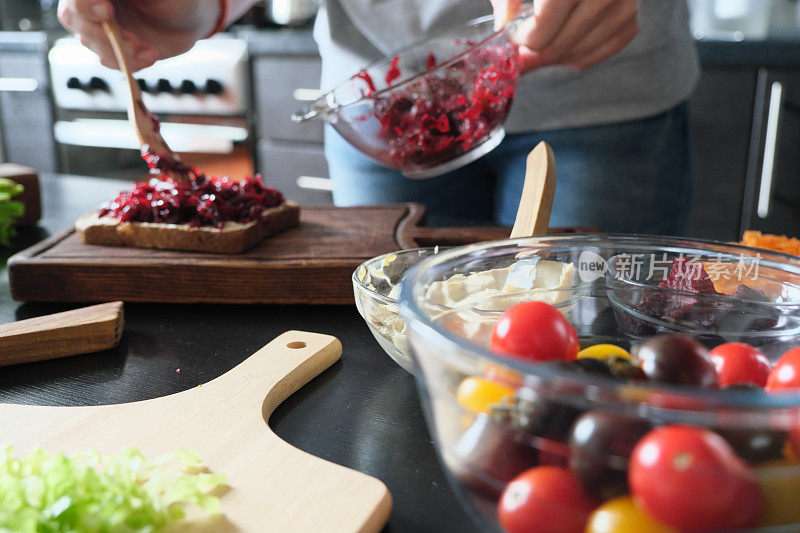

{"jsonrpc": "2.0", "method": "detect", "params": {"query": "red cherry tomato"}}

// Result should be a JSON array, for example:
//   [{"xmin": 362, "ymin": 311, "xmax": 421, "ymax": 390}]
[
  {"xmin": 629, "ymin": 425, "xmax": 762, "ymax": 531},
  {"xmin": 498, "ymin": 466, "xmax": 597, "ymax": 533},
  {"xmin": 490, "ymin": 302, "xmax": 579, "ymax": 362},
  {"xmin": 766, "ymin": 347, "xmax": 800, "ymax": 392},
  {"xmin": 710, "ymin": 342, "xmax": 771, "ymax": 387}
]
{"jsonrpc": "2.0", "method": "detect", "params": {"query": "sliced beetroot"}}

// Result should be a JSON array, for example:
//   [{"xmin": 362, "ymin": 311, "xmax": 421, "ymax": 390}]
[
  {"xmin": 658, "ymin": 256, "xmax": 719, "ymax": 295},
  {"xmin": 628, "ymin": 258, "xmax": 777, "ymax": 333}
]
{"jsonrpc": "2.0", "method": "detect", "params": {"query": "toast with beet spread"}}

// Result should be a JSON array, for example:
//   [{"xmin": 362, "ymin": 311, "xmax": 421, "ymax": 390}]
[{"xmin": 75, "ymin": 174, "xmax": 300, "ymax": 254}]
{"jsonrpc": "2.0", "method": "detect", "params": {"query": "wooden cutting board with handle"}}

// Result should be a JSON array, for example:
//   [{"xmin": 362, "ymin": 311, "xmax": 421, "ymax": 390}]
[
  {"xmin": 8, "ymin": 203, "xmax": 593, "ymax": 305},
  {"xmin": 0, "ymin": 331, "xmax": 392, "ymax": 532}
]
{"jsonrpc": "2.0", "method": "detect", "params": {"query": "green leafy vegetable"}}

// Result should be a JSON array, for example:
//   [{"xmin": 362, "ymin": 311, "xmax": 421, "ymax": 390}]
[
  {"xmin": 0, "ymin": 177, "xmax": 24, "ymax": 247},
  {"xmin": 0, "ymin": 446, "xmax": 226, "ymax": 532}
]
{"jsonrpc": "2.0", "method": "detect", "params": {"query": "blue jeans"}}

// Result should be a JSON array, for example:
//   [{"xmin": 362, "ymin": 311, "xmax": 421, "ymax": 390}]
[{"xmin": 325, "ymin": 103, "xmax": 693, "ymax": 235}]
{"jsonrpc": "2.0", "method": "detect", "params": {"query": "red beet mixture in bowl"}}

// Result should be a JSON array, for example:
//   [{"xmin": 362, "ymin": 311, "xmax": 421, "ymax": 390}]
[{"xmin": 292, "ymin": 12, "xmax": 530, "ymax": 179}]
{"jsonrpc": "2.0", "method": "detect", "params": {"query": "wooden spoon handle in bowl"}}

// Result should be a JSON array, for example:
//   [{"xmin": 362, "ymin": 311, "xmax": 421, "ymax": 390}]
[{"xmin": 510, "ymin": 141, "xmax": 557, "ymax": 239}]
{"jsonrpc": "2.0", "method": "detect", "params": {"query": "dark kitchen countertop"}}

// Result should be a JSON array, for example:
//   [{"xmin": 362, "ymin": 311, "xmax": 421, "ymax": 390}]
[{"xmin": 0, "ymin": 172, "xmax": 478, "ymax": 533}]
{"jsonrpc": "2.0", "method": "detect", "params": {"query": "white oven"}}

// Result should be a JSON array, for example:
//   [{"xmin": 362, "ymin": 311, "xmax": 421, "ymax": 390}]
[{"xmin": 48, "ymin": 36, "xmax": 254, "ymax": 180}]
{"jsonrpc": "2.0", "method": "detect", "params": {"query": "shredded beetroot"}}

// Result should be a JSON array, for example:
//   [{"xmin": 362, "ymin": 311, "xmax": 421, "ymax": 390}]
[
  {"xmin": 385, "ymin": 55, "xmax": 401, "ymax": 86},
  {"xmin": 354, "ymin": 69, "xmax": 377, "ymax": 97},
  {"xmin": 98, "ymin": 174, "xmax": 285, "ymax": 229},
  {"xmin": 426, "ymin": 52, "xmax": 437, "ymax": 70},
  {"xmin": 353, "ymin": 41, "xmax": 518, "ymax": 170},
  {"xmin": 140, "ymin": 146, "xmax": 197, "ymax": 182}
]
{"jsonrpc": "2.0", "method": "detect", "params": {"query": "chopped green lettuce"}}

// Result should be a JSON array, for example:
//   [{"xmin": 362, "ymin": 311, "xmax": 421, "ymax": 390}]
[
  {"xmin": 0, "ymin": 177, "xmax": 24, "ymax": 247},
  {"xmin": 0, "ymin": 446, "xmax": 226, "ymax": 532}
]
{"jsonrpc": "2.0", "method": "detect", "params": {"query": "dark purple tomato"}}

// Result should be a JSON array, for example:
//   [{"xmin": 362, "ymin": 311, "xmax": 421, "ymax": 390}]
[
  {"xmin": 636, "ymin": 334, "xmax": 719, "ymax": 388},
  {"xmin": 452, "ymin": 413, "xmax": 538, "ymax": 498},
  {"xmin": 568, "ymin": 411, "xmax": 652, "ymax": 500}
]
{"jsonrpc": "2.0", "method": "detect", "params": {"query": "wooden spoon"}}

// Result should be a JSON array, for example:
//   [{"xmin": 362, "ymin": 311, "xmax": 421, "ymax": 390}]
[
  {"xmin": 510, "ymin": 141, "xmax": 556, "ymax": 238},
  {"xmin": 101, "ymin": 20, "xmax": 188, "ymax": 181}
]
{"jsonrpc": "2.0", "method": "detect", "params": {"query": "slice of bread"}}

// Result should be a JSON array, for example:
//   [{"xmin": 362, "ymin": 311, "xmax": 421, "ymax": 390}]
[{"xmin": 75, "ymin": 201, "xmax": 300, "ymax": 254}]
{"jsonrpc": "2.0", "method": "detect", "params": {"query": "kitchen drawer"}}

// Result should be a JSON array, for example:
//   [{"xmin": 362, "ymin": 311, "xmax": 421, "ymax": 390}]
[
  {"xmin": 253, "ymin": 55, "xmax": 324, "ymax": 144},
  {"xmin": 257, "ymin": 141, "xmax": 332, "ymax": 205},
  {"xmin": 0, "ymin": 51, "xmax": 57, "ymax": 171}
]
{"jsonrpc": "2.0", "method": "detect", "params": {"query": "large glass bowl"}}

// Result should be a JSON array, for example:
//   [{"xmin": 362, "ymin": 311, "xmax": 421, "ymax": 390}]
[
  {"xmin": 292, "ymin": 12, "xmax": 530, "ymax": 179},
  {"xmin": 399, "ymin": 234, "xmax": 800, "ymax": 532}
]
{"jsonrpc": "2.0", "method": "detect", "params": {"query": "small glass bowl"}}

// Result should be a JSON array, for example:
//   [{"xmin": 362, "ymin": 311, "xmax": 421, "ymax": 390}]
[
  {"xmin": 399, "ymin": 234, "xmax": 800, "ymax": 532},
  {"xmin": 353, "ymin": 248, "xmax": 445, "ymax": 373},
  {"xmin": 354, "ymin": 245, "xmax": 580, "ymax": 373},
  {"xmin": 292, "ymin": 12, "xmax": 530, "ymax": 179}
]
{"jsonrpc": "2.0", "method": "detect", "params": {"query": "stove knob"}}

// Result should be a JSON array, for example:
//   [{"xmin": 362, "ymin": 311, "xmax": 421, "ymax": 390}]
[
  {"xmin": 180, "ymin": 80, "xmax": 197, "ymax": 94},
  {"xmin": 66, "ymin": 77, "xmax": 82, "ymax": 90},
  {"xmin": 88, "ymin": 77, "xmax": 109, "ymax": 92},
  {"xmin": 137, "ymin": 79, "xmax": 150, "ymax": 93},
  {"xmin": 157, "ymin": 79, "xmax": 172, "ymax": 93},
  {"xmin": 205, "ymin": 79, "xmax": 223, "ymax": 95}
]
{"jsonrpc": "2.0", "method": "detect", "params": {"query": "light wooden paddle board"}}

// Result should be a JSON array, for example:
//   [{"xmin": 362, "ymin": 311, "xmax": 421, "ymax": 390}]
[{"xmin": 0, "ymin": 331, "xmax": 392, "ymax": 532}]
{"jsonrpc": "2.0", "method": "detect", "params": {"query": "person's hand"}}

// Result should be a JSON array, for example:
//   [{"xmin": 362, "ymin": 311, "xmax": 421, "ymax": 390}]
[
  {"xmin": 490, "ymin": 0, "xmax": 639, "ymax": 73},
  {"xmin": 57, "ymin": 0, "xmax": 220, "ymax": 71}
]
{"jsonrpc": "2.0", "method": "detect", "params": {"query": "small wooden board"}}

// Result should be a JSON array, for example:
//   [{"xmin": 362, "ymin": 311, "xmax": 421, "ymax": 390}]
[
  {"xmin": 0, "ymin": 301, "xmax": 123, "ymax": 366},
  {"xmin": 8, "ymin": 204, "xmax": 590, "ymax": 305},
  {"xmin": 0, "ymin": 331, "xmax": 392, "ymax": 532}
]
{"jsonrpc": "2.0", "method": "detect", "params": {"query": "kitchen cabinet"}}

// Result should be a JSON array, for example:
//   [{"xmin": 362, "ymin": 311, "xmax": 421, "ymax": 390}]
[
  {"xmin": 250, "ymin": 39, "xmax": 332, "ymax": 205},
  {"xmin": 741, "ymin": 68, "xmax": 800, "ymax": 237},
  {"xmin": 257, "ymin": 140, "xmax": 332, "ymax": 204},
  {"xmin": 686, "ymin": 67, "xmax": 757, "ymax": 241},
  {"xmin": 0, "ymin": 34, "xmax": 56, "ymax": 172}
]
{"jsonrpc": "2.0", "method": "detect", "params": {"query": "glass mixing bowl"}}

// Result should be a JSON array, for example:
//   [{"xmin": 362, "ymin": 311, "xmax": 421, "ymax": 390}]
[
  {"xmin": 292, "ymin": 12, "xmax": 531, "ymax": 179},
  {"xmin": 399, "ymin": 234, "xmax": 800, "ymax": 532},
  {"xmin": 353, "ymin": 248, "xmax": 445, "ymax": 373},
  {"xmin": 354, "ymin": 244, "xmax": 581, "ymax": 373}
]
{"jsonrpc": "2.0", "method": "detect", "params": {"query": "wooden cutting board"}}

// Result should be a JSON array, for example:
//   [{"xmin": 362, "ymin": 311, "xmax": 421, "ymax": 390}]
[
  {"xmin": 7, "ymin": 204, "xmax": 481, "ymax": 305},
  {"xmin": 0, "ymin": 331, "xmax": 392, "ymax": 532},
  {"xmin": 8, "ymin": 203, "xmax": 591, "ymax": 305}
]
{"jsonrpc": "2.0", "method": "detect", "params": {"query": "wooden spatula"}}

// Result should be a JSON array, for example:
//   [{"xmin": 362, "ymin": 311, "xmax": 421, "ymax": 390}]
[
  {"xmin": 101, "ymin": 20, "xmax": 187, "ymax": 181},
  {"xmin": 0, "ymin": 301, "xmax": 123, "ymax": 367},
  {"xmin": 510, "ymin": 141, "xmax": 557, "ymax": 238},
  {"xmin": 0, "ymin": 331, "xmax": 392, "ymax": 532}
]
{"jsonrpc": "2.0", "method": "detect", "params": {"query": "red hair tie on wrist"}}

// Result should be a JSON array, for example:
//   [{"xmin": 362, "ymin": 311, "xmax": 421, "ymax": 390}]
[{"xmin": 206, "ymin": 0, "xmax": 229, "ymax": 38}]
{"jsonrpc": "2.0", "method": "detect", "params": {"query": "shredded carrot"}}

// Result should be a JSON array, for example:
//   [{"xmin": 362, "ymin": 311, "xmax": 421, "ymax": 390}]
[{"xmin": 740, "ymin": 231, "xmax": 800, "ymax": 257}]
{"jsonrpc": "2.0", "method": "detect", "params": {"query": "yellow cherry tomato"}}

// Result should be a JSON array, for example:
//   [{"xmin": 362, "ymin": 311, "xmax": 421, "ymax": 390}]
[
  {"xmin": 578, "ymin": 344, "xmax": 632, "ymax": 361},
  {"xmin": 455, "ymin": 377, "xmax": 514, "ymax": 414},
  {"xmin": 585, "ymin": 496, "xmax": 677, "ymax": 533},
  {"xmin": 757, "ymin": 461, "xmax": 800, "ymax": 527}
]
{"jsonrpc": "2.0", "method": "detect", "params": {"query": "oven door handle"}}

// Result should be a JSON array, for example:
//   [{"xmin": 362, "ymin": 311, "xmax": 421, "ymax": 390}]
[
  {"xmin": 0, "ymin": 78, "xmax": 39, "ymax": 92},
  {"xmin": 54, "ymin": 119, "xmax": 248, "ymax": 153}
]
